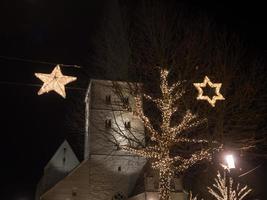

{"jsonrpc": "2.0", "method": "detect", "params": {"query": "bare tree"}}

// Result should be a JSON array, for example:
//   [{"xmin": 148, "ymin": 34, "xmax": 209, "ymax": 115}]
[
  {"xmin": 69, "ymin": 0, "xmax": 267, "ymax": 199},
  {"xmin": 90, "ymin": 0, "xmax": 267, "ymax": 153},
  {"xmin": 124, "ymin": 1, "xmax": 267, "ymax": 155}
]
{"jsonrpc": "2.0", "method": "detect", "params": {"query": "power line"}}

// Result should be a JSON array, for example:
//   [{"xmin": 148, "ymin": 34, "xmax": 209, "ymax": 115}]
[
  {"xmin": 0, "ymin": 81, "xmax": 40, "ymax": 88},
  {"xmin": 0, "ymin": 55, "xmax": 91, "ymax": 91},
  {"xmin": 0, "ymin": 81, "xmax": 86, "ymax": 91},
  {"xmin": 239, "ymin": 164, "xmax": 261, "ymax": 177},
  {"xmin": 0, "ymin": 55, "xmax": 82, "ymax": 68}
]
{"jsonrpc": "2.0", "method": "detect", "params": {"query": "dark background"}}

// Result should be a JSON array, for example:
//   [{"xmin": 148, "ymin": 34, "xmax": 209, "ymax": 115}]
[{"xmin": 0, "ymin": 1, "xmax": 266, "ymax": 200}]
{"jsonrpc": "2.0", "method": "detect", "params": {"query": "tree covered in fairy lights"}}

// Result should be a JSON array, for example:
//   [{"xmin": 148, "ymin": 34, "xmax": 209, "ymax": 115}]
[
  {"xmin": 121, "ymin": 68, "xmax": 221, "ymax": 200},
  {"xmin": 66, "ymin": 1, "xmax": 267, "ymax": 199},
  {"xmin": 189, "ymin": 191, "xmax": 203, "ymax": 200},
  {"xmin": 207, "ymin": 171, "xmax": 252, "ymax": 200},
  {"xmin": 188, "ymin": 170, "xmax": 252, "ymax": 200}
]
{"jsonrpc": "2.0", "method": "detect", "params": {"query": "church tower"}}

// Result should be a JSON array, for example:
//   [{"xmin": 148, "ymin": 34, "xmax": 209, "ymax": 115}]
[
  {"xmin": 84, "ymin": 79, "xmax": 147, "ymax": 199},
  {"xmin": 36, "ymin": 79, "xmax": 185, "ymax": 200},
  {"xmin": 37, "ymin": 79, "xmax": 146, "ymax": 200}
]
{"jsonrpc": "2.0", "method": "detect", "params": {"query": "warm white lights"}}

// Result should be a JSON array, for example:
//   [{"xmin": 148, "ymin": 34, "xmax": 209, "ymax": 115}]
[
  {"xmin": 121, "ymin": 68, "xmax": 219, "ymax": 200},
  {"xmin": 193, "ymin": 76, "xmax": 225, "ymax": 107},
  {"xmin": 35, "ymin": 65, "xmax": 77, "ymax": 98},
  {"xmin": 225, "ymin": 154, "xmax": 235, "ymax": 169},
  {"xmin": 208, "ymin": 171, "xmax": 251, "ymax": 200}
]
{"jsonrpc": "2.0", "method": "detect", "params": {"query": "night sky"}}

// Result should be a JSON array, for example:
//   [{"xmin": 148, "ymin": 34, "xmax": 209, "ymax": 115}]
[{"xmin": 0, "ymin": 1, "xmax": 266, "ymax": 200}]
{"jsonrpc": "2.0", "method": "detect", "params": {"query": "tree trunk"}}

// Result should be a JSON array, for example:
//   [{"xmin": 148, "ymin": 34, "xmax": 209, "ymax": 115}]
[{"xmin": 159, "ymin": 169, "xmax": 172, "ymax": 200}]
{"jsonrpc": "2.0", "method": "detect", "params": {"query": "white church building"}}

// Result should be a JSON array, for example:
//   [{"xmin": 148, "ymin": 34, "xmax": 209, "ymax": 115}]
[{"xmin": 35, "ymin": 79, "xmax": 186, "ymax": 200}]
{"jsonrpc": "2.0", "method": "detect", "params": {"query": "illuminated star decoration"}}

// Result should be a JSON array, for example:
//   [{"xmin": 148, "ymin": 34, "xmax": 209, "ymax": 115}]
[
  {"xmin": 35, "ymin": 65, "xmax": 77, "ymax": 98},
  {"xmin": 193, "ymin": 76, "xmax": 225, "ymax": 107}
]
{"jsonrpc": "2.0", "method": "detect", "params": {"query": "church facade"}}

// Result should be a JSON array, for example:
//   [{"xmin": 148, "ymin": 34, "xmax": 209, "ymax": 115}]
[{"xmin": 36, "ymin": 79, "xmax": 185, "ymax": 200}]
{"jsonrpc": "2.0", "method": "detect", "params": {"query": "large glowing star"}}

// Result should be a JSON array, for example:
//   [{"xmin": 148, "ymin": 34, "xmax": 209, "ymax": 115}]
[
  {"xmin": 193, "ymin": 76, "xmax": 225, "ymax": 107},
  {"xmin": 35, "ymin": 65, "xmax": 77, "ymax": 98}
]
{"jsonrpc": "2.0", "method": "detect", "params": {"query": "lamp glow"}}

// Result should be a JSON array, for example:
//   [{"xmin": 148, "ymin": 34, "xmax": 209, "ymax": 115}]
[{"xmin": 225, "ymin": 154, "xmax": 235, "ymax": 169}]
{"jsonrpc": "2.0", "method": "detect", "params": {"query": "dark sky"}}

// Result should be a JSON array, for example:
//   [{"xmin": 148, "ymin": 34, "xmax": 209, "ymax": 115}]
[{"xmin": 0, "ymin": 1, "xmax": 266, "ymax": 200}]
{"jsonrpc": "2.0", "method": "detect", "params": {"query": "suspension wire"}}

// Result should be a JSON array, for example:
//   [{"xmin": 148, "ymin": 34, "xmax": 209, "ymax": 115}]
[
  {"xmin": 0, "ymin": 55, "xmax": 91, "ymax": 90},
  {"xmin": 0, "ymin": 55, "xmax": 82, "ymax": 68},
  {"xmin": 0, "ymin": 80, "xmax": 86, "ymax": 90},
  {"xmin": 238, "ymin": 164, "xmax": 261, "ymax": 177}
]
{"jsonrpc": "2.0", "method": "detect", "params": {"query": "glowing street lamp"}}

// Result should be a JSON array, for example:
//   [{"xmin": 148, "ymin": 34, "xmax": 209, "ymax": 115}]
[
  {"xmin": 225, "ymin": 154, "xmax": 235, "ymax": 169},
  {"xmin": 224, "ymin": 154, "xmax": 236, "ymax": 200}
]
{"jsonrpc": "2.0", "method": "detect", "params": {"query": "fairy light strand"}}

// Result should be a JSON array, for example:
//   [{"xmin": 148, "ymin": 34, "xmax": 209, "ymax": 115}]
[
  {"xmin": 121, "ymin": 68, "xmax": 220, "ymax": 200},
  {"xmin": 0, "ymin": 80, "xmax": 85, "ymax": 91},
  {"xmin": 208, "ymin": 171, "xmax": 252, "ymax": 200},
  {"xmin": 35, "ymin": 65, "xmax": 77, "ymax": 98},
  {"xmin": 193, "ymin": 76, "xmax": 225, "ymax": 107}
]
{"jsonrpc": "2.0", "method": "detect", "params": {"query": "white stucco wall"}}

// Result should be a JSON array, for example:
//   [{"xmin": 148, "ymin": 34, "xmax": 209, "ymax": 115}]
[
  {"xmin": 40, "ymin": 80, "xmax": 147, "ymax": 200},
  {"xmin": 128, "ymin": 192, "xmax": 185, "ymax": 200},
  {"xmin": 87, "ymin": 80, "xmax": 144, "ymax": 156},
  {"xmin": 41, "ymin": 154, "xmax": 146, "ymax": 200}
]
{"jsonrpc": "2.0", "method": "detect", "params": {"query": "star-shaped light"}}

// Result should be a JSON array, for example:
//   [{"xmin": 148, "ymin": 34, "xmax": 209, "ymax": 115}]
[
  {"xmin": 193, "ymin": 76, "xmax": 225, "ymax": 107},
  {"xmin": 35, "ymin": 65, "xmax": 77, "ymax": 98}
]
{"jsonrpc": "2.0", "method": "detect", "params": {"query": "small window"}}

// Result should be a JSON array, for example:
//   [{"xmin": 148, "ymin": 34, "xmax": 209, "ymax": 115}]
[
  {"xmin": 115, "ymin": 144, "xmax": 120, "ymax": 150},
  {"xmin": 112, "ymin": 192, "xmax": 126, "ymax": 200},
  {"xmin": 122, "ymin": 97, "xmax": 129, "ymax": 105},
  {"xmin": 72, "ymin": 187, "xmax": 77, "ymax": 196},
  {"xmin": 118, "ymin": 166, "xmax": 121, "ymax": 172},
  {"xmin": 63, "ymin": 147, "xmax": 67, "ymax": 165},
  {"xmin": 105, "ymin": 95, "xmax": 111, "ymax": 104},
  {"xmin": 124, "ymin": 121, "xmax": 131, "ymax": 129},
  {"xmin": 72, "ymin": 191, "xmax": 77, "ymax": 196},
  {"xmin": 105, "ymin": 119, "xmax": 112, "ymax": 128}
]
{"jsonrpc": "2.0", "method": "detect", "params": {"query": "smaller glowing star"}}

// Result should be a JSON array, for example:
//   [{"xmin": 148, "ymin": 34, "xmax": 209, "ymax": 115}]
[
  {"xmin": 193, "ymin": 76, "xmax": 225, "ymax": 107},
  {"xmin": 35, "ymin": 65, "xmax": 77, "ymax": 98}
]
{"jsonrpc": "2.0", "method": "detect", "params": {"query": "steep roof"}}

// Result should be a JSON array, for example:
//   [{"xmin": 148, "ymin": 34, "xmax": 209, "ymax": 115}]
[
  {"xmin": 36, "ymin": 140, "xmax": 80, "ymax": 197},
  {"xmin": 40, "ymin": 159, "xmax": 89, "ymax": 200}
]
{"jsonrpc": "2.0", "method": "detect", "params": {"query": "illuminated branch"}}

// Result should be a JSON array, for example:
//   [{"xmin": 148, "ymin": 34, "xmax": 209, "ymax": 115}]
[
  {"xmin": 169, "ymin": 81, "xmax": 182, "ymax": 93},
  {"xmin": 134, "ymin": 96, "xmax": 162, "ymax": 141},
  {"xmin": 121, "ymin": 145, "xmax": 160, "ymax": 159},
  {"xmin": 175, "ymin": 149, "xmax": 212, "ymax": 172},
  {"xmin": 170, "ymin": 111, "xmax": 198, "ymax": 136},
  {"xmin": 143, "ymin": 94, "xmax": 162, "ymax": 109},
  {"xmin": 189, "ymin": 192, "xmax": 203, "ymax": 200},
  {"xmin": 207, "ymin": 171, "xmax": 252, "ymax": 200},
  {"xmin": 173, "ymin": 137, "xmax": 215, "ymax": 144},
  {"xmin": 172, "ymin": 88, "xmax": 186, "ymax": 102},
  {"xmin": 160, "ymin": 69, "xmax": 170, "ymax": 96},
  {"xmin": 152, "ymin": 156, "xmax": 174, "ymax": 170}
]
